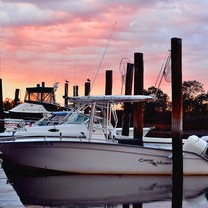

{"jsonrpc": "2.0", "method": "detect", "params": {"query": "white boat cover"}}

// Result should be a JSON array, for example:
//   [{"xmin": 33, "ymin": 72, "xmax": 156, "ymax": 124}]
[{"xmin": 68, "ymin": 95, "xmax": 154, "ymax": 104}]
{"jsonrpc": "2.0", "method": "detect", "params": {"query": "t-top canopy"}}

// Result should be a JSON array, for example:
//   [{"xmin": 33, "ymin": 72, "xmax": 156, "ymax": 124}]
[{"xmin": 68, "ymin": 95, "xmax": 154, "ymax": 104}]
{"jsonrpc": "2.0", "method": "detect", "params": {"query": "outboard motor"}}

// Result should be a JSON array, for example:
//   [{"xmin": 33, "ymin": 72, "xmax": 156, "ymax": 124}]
[{"xmin": 183, "ymin": 135, "xmax": 208, "ymax": 158}]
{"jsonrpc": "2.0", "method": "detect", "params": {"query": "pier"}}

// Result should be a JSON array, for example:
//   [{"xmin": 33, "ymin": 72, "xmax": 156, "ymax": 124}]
[{"xmin": 0, "ymin": 161, "xmax": 24, "ymax": 207}]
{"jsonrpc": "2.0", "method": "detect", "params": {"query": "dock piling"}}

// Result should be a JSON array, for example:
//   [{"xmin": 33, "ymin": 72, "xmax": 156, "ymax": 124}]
[
  {"xmin": 133, "ymin": 53, "xmax": 144, "ymax": 145},
  {"xmin": 73, "ymin": 85, "xmax": 79, "ymax": 97},
  {"xmin": 85, "ymin": 80, "xmax": 91, "ymax": 96},
  {"xmin": 0, "ymin": 79, "xmax": 4, "ymax": 132},
  {"xmin": 14, "ymin": 88, "xmax": 20, "ymax": 107},
  {"xmin": 64, "ymin": 81, "xmax": 69, "ymax": 107},
  {"xmin": 122, "ymin": 63, "xmax": 134, "ymax": 136},
  {"xmin": 171, "ymin": 37, "xmax": 183, "ymax": 208},
  {"xmin": 105, "ymin": 70, "xmax": 113, "ymax": 95}
]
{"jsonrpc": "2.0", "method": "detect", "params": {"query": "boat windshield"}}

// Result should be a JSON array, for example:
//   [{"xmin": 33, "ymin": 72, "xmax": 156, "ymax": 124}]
[
  {"xmin": 65, "ymin": 113, "xmax": 89, "ymax": 124},
  {"xmin": 36, "ymin": 112, "xmax": 70, "ymax": 126}
]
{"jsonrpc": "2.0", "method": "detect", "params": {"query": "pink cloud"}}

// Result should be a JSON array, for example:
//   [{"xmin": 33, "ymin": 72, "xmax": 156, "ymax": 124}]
[{"xmin": 1, "ymin": 0, "xmax": 208, "ymax": 103}]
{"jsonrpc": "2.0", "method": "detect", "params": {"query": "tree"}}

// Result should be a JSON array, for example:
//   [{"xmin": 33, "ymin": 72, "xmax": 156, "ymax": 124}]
[
  {"xmin": 143, "ymin": 86, "xmax": 170, "ymax": 112},
  {"xmin": 182, "ymin": 80, "xmax": 204, "ymax": 99},
  {"xmin": 182, "ymin": 80, "xmax": 205, "ymax": 112},
  {"xmin": 194, "ymin": 93, "xmax": 208, "ymax": 112},
  {"xmin": 3, "ymin": 98, "xmax": 14, "ymax": 111}
]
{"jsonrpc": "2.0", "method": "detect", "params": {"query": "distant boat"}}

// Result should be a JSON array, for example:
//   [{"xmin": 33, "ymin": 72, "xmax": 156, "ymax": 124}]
[
  {"xmin": 5, "ymin": 82, "xmax": 68, "ymax": 120},
  {"xmin": 0, "ymin": 95, "xmax": 208, "ymax": 175}
]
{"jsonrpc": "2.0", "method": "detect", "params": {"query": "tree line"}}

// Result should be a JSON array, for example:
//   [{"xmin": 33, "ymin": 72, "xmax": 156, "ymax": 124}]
[
  {"xmin": 3, "ymin": 80, "xmax": 207, "ymax": 113},
  {"xmin": 115, "ymin": 80, "xmax": 208, "ymax": 130},
  {"xmin": 142, "ymin": 80, "xmax": 208, "ymax": 130},
  {"xmin": 3, "ymin": 80, "xmax": 208, "ymax": 130},
  {"xmin": 143, "ymin": 80, "xmax": 207, "ymax": 113}
]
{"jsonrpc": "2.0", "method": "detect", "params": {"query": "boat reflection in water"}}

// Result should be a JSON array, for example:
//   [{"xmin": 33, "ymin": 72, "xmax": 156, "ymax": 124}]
[{"xmin": 3, "ymin": 165, "xmax": 208, "ymax": 207}]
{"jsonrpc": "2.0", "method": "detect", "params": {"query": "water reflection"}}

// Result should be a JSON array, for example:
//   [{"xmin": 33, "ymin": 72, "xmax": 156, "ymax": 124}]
[{"xmin": 2, "ymin": 164, "xmax": 208, "ymax": 207}]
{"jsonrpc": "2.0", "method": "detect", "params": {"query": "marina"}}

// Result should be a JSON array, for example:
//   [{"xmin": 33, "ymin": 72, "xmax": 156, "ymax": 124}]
[
  {"xmin": 0, "ymin": 38, "xmax": 208, "ymax": 207},
  {"xmin": 0, "ymin": 40, "xmax": 207, "ymax": 177},
  {"xmin": 0, "ymin": 0, "xmax": 208, "ymax": 207},
  {"xmin": 1, "ymin": 94, "xmax": 208, "ymax": 175}
]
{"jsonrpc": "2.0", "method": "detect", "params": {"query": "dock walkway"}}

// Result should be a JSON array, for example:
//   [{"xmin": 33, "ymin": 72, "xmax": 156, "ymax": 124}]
[{"xmin": 0, "ymin": 161, "xmax": 24, "ymax": 207}]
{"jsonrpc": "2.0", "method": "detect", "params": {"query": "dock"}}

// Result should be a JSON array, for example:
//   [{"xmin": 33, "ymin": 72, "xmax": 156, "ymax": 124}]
[{"xmin": 0, "ymin": 161, "xmax": 24, "ymax": 207}]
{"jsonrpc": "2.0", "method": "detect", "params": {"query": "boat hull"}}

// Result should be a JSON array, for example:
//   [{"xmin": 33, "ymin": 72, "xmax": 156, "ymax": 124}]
[{"xmin": 1, "ymin": 139, "xmax": 208, "ymax": 175}]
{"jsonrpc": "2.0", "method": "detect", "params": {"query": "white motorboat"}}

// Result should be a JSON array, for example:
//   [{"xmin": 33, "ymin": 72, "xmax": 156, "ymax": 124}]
[
  {"xmin": 0, "ymin": 101, "xmax": 154, "ymax": 144},
  {"xmin": 5, "ymin": 82, "xmax": 67, "ymax": 120},
  {"xmin": 0, "ymin": 111, "xmax": 88, "ymax": 139},
  {"xmin": 0, "ymin": 95, "xmax": 208, "ymax": 175}
]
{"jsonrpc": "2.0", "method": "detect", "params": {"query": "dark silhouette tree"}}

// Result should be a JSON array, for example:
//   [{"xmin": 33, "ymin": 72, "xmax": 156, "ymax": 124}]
[
  {"xmin": 182, "ymin": 80, "xmax": 205, "ymax": 112},
  {"xmin": 194, "ymin": 93, "xmax": 208, "ymax": 112},
  {"xmin": 143, "ymin": 86, "xmax": 171, "ymax": 128},
  {"xmin": 182, "ymin": 80, "xmax": 204, "ymax": 99},
  {"xmin": 143, "ymin": 86, "xmax": 170, "ymax": 112},
  {"xmin": 3, "ymin": 98, "xmax": 14, "ymax": 111}
]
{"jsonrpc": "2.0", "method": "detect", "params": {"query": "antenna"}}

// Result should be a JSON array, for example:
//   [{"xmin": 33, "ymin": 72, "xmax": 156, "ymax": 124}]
[{"xmin": 90, "ymin": 21, "xmax": 118, "ymax": 94}]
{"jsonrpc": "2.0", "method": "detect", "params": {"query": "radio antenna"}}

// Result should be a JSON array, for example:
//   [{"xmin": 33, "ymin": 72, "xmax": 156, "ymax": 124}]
[{"xmin": 90, "ymin": 21, "xmax": 118, "ymax": 94}]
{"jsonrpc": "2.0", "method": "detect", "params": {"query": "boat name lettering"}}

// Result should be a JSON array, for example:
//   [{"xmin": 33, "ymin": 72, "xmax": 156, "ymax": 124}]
[
  {"xmin": 138, "ymin": 158, "xmax": 171, "ymax": 166},
  {"xmin": 138, "ymin": 183, "xmax": 171, "ymax": 191}
]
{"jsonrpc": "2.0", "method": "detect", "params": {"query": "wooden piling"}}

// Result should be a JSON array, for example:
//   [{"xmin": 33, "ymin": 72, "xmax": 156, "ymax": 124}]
[
  {"xmin": 73, "ymin": 85, "xmax": 79, "ymax": 97},
  {"xmin": 122, "ymin": 63, "xmax": 134, "ymax": 136},
  {"xmin": 84, "ymin": 81, "xmax": 91, "ymax": 114},
  {"xmin": 41, "ymin": 82, "xmax": 45, "ymax": 87},
  {"xmin": 0, "ymin": 79, "xmax": 4, "ymax": 132},
  {"xmin": 64, "ymin": 81, "xmax": 69, "ymax": 107},
  {"xmin": 171, "ymin": 37, "xmax": 183, "ymax": 208},
  {"xmin": 105, "ymin": 70, "xmax": 113, "ymax": 95},
  {"xmin": 14, "ymin": 88, "xmax": 20, "ymax": 107},
  {"xmin": 133, "ymin": 53, "xmax": 144, "ymax": 145},
  {"xmin": 85, "ymin": 80, "xmax": 91, "ymax": 96}
]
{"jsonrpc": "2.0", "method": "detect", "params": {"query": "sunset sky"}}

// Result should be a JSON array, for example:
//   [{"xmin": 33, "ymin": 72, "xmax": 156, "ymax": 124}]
[{"xmin": 0, "ymin": 0, "xmax": 208, "ymax": 104}]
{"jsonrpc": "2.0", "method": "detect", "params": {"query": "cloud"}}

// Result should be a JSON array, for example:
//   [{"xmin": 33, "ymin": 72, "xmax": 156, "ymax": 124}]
[{"xmin": 1, "ymin": 0, "xmax": 208, "ymax": 102}]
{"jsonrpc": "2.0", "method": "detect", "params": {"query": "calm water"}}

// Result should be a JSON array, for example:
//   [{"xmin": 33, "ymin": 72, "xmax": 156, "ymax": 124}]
[{"xmin": 0, "ymin": 162, "xmax": 208, "ymax": 208}]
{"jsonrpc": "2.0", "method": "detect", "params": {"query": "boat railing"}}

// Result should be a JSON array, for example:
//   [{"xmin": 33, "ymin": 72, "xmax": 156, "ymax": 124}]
[
  {"xmin": 1, "ymin": 119, "xmax": 34, "ymax": 133},
  {"xmin": 1, "ymin": 117, "xmax": 70, "ymax": 133}
]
